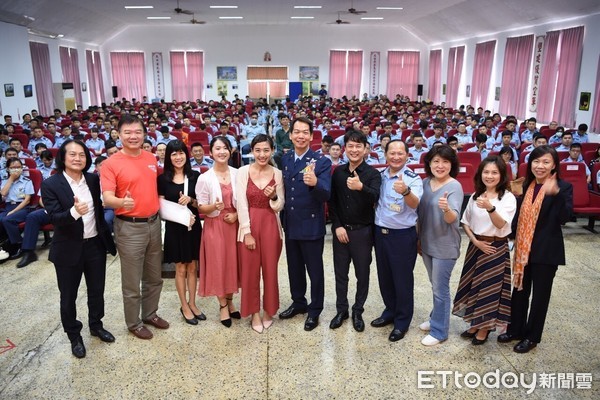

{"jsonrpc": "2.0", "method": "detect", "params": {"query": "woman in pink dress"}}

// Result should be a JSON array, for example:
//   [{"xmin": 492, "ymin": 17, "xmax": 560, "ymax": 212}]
[
  {"xmin": 196, "ymin": 137, "xmax": 240, "ymax": 327},
  {"xmin": 236, "ymin": 135, "xmax": 285, "ymax": 333}
]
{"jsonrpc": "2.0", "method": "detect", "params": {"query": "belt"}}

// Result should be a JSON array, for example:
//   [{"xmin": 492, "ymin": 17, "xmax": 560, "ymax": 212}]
[
  {"xmin": 475, "ymin": 234, "xmax": 508, "ymax": 242},
  {"xmin": 83, "ymin": 235, "xmax": 98, "ymax": 243},
  {"xmin": 117, "ymin": 213, "xmax": 159, "ymax": 223},
  {"xmin": 377, "ymin": 226, "xmax": 415, "ymax": 235},
  {"xmin": 343, "ymin": 223, "xmax": 371, "ymax": 231}
]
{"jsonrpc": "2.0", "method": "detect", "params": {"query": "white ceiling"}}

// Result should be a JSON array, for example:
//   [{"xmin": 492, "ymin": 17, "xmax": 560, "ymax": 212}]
[{"xmin": 0, "ymin": 0, "xmax": 598, "ymax": 45}]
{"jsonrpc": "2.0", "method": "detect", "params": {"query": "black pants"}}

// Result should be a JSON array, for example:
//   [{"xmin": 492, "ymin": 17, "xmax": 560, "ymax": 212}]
[
  {"xmin": 285, "ymin": 237, "xmax": 325, "ymax": 318},
  {"xmin": 507, "ymin": 263, "xmax": 558, "ymax": 343},
  {"xmin": 332, "ymin": 225, "xmax": 373, "ymax": 314},
  {"xmin": 54, "ymin": 236, "xmax": 107, "ymax": 342}
]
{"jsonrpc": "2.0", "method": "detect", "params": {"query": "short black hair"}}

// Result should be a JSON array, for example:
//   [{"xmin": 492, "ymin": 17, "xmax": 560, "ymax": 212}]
[
  {"xmin": 344, "ymin": 130, "xmax": 367, "ymax": 146},
  {"xmin": 321, "ymin": 135, "xmax": 334, "ymax": 144},
  {"xmin": 55, "ymin": 140, "xmax": 93, "ymax": 172},
  {"xmin": 423, "ymin": 144, "xmax": 460, "ymax": 178}
]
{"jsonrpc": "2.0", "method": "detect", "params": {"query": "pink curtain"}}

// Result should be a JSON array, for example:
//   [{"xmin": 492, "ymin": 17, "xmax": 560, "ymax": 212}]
[
  {"xmin": 248, "ymin": 81, "xmax": 268, "ymax": 98},
  {"xmin": 498, "ymin": 35, "xmax": 534, "ymax": 118},
  {"xmin": 269, "ymin": 81, "xmax": 287, "ymax": 98},
  {"xmin": 29, "ymin": 42, "xmax": 53, "ymax": 116},
  {"xmin": 186, "ymin": 51, "xmax": 204, "ymax": 101},
  {"xmin": 446, "ymin": 46, "xmax": 465, "ymax": 107},
  {"xmin": 553, "ymin": 26, "xmax": 584, "ymax": 127},
  {"xmin": 86, "ymin": 50, "xmax": 105, "ymax": 106},
  {"xmin": 386, "ymin": 51, "xmax": 420, "ymax": 99},
  {"xmin": 536, "ymin": 31, "xmax": 561, "ymax": 123},
  {"xmin": 110, "ymin": 52, "xmax": 147, "ymax": 100},
  {"xmin": 591, "ymin": 55, "xmax": 600, "ymax": 133},
  {"xmin": 59, "ymin": 46, "xmax": 83, "ymax": 106},
  {"xmin": 470, "ymin": 40, "xmax": 496, "ymax": 109},
  {"xmin": 170, "ymin": 52, "xmax": 187, "ymax": 100},
  {"xmin": 329, "ymin": 50, "xmax": 348, "ymax": 98},
  {"xmin": 428, "ymin": 49, "xmax": 442, "ymax": 103},
  {"xmin": 346, "ymin": 51, "xmax": 363, "ymax": 97}
]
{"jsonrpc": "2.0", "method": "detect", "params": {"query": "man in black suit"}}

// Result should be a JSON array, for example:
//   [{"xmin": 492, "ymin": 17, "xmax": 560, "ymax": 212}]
[{"xmin": 41, "ymin": 140, "xmax": 116, "ymax": 358}]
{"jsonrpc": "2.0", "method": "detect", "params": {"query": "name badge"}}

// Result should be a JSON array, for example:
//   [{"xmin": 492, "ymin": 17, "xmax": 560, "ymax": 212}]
[{"xmin": 389, "ymin": 203, "xmax": 403, "ymax": 212}]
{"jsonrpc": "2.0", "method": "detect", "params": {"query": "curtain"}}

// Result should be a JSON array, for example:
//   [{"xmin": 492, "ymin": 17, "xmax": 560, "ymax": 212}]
[
  {"xmin": 470, "ymin": 40, "xmax": 496, "ymax": 110},
  {"xmin": 247, "ymin": 66, "xmax": 287, "ymax": 80},
  {"xmin": 346, "ymin": 51, "xmax": 363, "ymax": 97},
  {"xmin": 110, "ymin": 52, "xmax": 147, "ymax": 100},
  {"xmin": 446, "ymin": 46, "xmax": 465, "ymax": 107},
  {"xmin": 248, "ymin": 81, "xmax": 268, "ymax": 98},
  {"xmin": 269, "ymin": 81, "xmax": 287, "ymax": 98},
  {"xmin": 386, "ymin": 51, "xmax": 420, "ymax": 99},
  {"xmin": 186, "ymin": 52, "xmax": 204, "ymax": 101},
  {"xmin": 498, "ymin": 35, "xmax": 534, "ymax": 118},
  {"xmin": 553, "ymin": 26, "xmax": 584, "ymax": 127},
  {"xmin": 592, "ymin": 55, "xmax": 600, "ymax": 133},
  {"xmin": 170, "ymin": 51, "xmax": 187, "ymax": 100},
  {"xmin": 329, "ymin": 50, "xmax": 348, "ymax": 98},
  {"xmin": 536, "ymin": 31, "xmax": 561, "ymax": 123},
  {"xmin": 428, "ymin": 49, "xmax": 442, "ymax": 103},
  {"xmin": 29, "ymin": 42, "xmax": 53, "ymax": 116},
  {"xmin": 86, "ymin": 50, "xmax": 105, "ymax": 106},
  {"xmin": 59, "ymin": 46, "xmax": 83, "ymax": 106}
]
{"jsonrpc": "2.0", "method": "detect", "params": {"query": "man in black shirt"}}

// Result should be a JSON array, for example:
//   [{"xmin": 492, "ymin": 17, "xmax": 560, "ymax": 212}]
[{"xmin": 328, "ymin": 130, "xmax": 382, "ymax": 331}]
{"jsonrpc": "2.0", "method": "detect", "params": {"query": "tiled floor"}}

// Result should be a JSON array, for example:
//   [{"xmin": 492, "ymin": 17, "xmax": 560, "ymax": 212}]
[{"xmin": 1, "ymin": 220, "xmax": 599, "ymax": 399}]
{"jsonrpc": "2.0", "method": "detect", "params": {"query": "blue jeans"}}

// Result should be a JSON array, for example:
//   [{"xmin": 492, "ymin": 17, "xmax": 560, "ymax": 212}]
[{"xmin": 421, "ymin": 253, "xmax": 457, "ymax": 341}]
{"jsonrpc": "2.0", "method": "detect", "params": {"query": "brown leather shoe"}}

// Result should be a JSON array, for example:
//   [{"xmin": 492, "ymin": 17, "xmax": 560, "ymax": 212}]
[
  {"xmin": 129, "ymin": 326, "xmax": 153, "ymax": 340},
  {"xmin": 142, "ymin": 316, "xmax": 170, "ymax": 329}
]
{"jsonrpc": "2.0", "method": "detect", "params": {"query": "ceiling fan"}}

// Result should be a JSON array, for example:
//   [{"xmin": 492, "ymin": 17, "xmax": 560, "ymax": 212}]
[
  {"xmin": 173, "ymin": 0, "xmax": 193, "ymax": 15},
  {"xmin": 181, "ymin": 14, "xmax": 206, "ymax": 24},
  {"xmin": 347, "ymin": 0, "xmax": 367, "ymax": 15},
  {"xmin": 328, "ymin": 13, "xmax": 350, "ymax": 25}
]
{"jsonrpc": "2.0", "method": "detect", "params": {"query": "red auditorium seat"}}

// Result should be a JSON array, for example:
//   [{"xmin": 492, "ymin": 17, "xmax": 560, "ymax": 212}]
[
  {"xmin": 456, "ymin": 163, "xmax": 476, "ymax": 195},
  {"xmin": 457, "ymin": 151, "xmax": 482, "ymax": 168},
  {"xmin": 560, "ymin": 162, "xmax": 600, "ymax": 233}
]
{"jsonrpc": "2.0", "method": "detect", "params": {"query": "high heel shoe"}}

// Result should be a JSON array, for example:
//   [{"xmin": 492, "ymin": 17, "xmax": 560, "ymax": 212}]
[
  {"xmin": 220, "ymin": 303, "xmax": 232, "ymax": 328},
  {"xmin": 251, "ymin": 314, "xmax": 264, "ymax": 334},
  {"xmin": 226, "ymin": 297, "xmax": 241, "ymax": 319},
  {"xmin": 262, "ymin": 319, "xmax": 273, "ymax": 330},
  {"xmin": 188, "ymin": 303, "xmax": 206, "ymax": 321},
  {"xmin": 180, "ymin": 308, "xmax": 198, "ymax": 325},
  {"xmin": 472, "ymin": 330, "xmax": 490, "ymax": 345}
]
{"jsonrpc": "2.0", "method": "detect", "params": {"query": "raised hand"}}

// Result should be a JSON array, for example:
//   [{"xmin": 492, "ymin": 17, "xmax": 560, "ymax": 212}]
[
  {"xmin": 475, "ymin": 192, "xmax": 492, "ymax": 210},
  {"xmin": 263, "ymin": 184, "xmax": 277, "ymax": 199},
  {"xmin": 122, "ymin": 190, "xmax": 135, "ymax": 210},
  {"xmin": 178, "ymin": 191, "xmax": 191, "ymax": 206},
  {"xmin": 393, "ymin": 172, "xmax": 407, "ymax": 194},
  {"xmin": 346, "ymin": 170, "xmax": 363, "ymax": 191},
  {"xmin": 74, "ymin": 195, "xmax": 89, "ymax": 215},
  {"xmin": 438, "ymin": 191, "xmax": 450, "ymax": 212},
  {"xmin": 542, "ymin": 172, "xmax": 560, "ymax": 196},
  {"xmin": 214, "ymin": 197, "xmax": 225, "ymax": 211}
]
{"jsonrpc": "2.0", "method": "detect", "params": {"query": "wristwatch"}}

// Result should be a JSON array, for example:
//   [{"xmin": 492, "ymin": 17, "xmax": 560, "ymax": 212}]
[
  {"xmin": 487, "ymin": 206, "xmax": 496, "ymax": 214},
  {"xmin": 402, "ymin": 187, "xmax": 411, "ymax": 196}
]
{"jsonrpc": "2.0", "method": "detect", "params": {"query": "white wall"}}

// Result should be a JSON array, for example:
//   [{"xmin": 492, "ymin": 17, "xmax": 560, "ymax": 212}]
[
  {"xmin": 100, "ymin": 24, "xmax": 429, "ymax": 102},
  {"xmin": 430, "ymin": 13, "xmax": 600, "ymax": 128}
]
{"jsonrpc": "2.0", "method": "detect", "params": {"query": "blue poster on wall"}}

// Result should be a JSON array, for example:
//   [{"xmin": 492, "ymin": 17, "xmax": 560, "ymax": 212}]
[{"xmin": 289, "ymin": 82, "xmax": 302, "ymax": 102}]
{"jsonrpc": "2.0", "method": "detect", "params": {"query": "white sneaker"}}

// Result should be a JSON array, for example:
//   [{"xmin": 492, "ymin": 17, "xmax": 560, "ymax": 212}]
[
  {"xmin": 418, "ymin": 321, "xmax": 431, "ymax": 331},
  {"xmin": 0, "ymin": 250, "xmax": 9, "ymax": 261},
  {"xmin": 421, "ymin": 334, "xmax": 441, "ymax": 346}
]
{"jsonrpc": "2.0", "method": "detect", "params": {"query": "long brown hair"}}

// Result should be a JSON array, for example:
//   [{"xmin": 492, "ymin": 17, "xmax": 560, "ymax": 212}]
[{"xmin": 473, "ymin": 156, "xmax": 509, "ymax": 200}]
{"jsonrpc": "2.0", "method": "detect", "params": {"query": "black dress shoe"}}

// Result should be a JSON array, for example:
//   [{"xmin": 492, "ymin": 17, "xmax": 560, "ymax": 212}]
[
  {"xmin": 8, "ymin": 246, "xmax": 22, "ymax": 260},
  {"xmin": 389, "ymin": 328, "xmax": 408, "ymax": 342},
  {"xmin": 370, "ymin": 316, "xmax": 393, "ymax": 328},
  {"xmin": 352, "ymin": 313, "xmax": 365, "ymax": 332},
  {"xmin": 90, "ymin": 328, "xmax": 116, "ymax": 343},
  {"xmin": 472, "ymin": 331, "xmax": 490, "ymax": 345},
  {"xmin": 71, "ymin": 337, "xmax": 86, "ymax": 358},
  {"xmin": 16, "ymin": 250, "xmax": 37, "ymax": 268},
  {"xmin": 514, "ymin": 338, "xmax": 537, "ymax": 353},
  {"xmin": 279, "ymin": 305, "xmax": 307, "ymax": 319},
  {"xmin": 41, "ymin": 237, "xmax": 53, "ymax": 248},
  {"xmin": 180, "ymin": 308, "xmax": 198, "ymax": 325},
  {"xmin": 188, "ymin": 303, "xmax": 206, "ymax": 321},
  {"xmin": 304, "ymin": 316, "xmax": 319, "ymax": 331},
  {"xmin": 497, "ymin": 332, "xmax": 521, "ymax": 343},
  {"xmin": 329, "ymin": 311, "xmax": 349, "ymax": 329},
  {"xmin": 460, "ymin": 329, "xmax": 477, "ymax": 339}
]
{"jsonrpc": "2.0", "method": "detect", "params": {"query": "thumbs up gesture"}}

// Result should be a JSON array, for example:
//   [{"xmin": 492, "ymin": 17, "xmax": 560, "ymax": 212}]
[
  {"xmin": 346, "ymin": 170, "xmax": 363, "ymax": 191},
  {"xmin": 214, "ymin": 197, "xmax": 225, "ymax": 211},
  {"xmin": 393, "ymin": 172, "xmax": 407, "ymax": 195},
  {"xmin": 263, "ymin": 184, "xmax": 277, "ymax": 199},
  {"xmin": 438, "ymin": 191, "xmax": 450, "ymax": 212},
  {"xmin": 475, "ymin": 192, "xmax": 492, "ymax": 210},
  {"xmin": 73, "ymin": 196, "xmax": 89, "ymax": 215},
  {"xmin": 178, "ymin": 191, "xmax": 191, "ymax": 206},
  {"xmin": 122, "ymin": 190, "xmax": 135, "ymax": 211}
]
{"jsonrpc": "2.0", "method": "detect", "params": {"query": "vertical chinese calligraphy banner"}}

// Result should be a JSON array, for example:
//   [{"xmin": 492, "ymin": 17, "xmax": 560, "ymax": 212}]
[
  {"xmin": 369, "ymin": 52, "xmax": 380, "ymax": 97},
  {"xmin": 152, "ymin": 52, "xmax": 164, "ymax": 99},
  {"xmin": 529, "ymin": 36, "xmax": 544, "ymax": 112}
]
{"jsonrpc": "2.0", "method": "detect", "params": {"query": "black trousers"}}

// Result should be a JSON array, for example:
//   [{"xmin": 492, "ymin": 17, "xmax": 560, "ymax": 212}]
[
  {"xmin": 285, "ymin": 237, "xmax": 325, "ymax": 318},
  {"xmin": 332, "ymin": 225, "xmax": 373, "ymax": 314},
  {"xmin": 54, "ymin": 236, "xmax": 107, "ymax": 342},
  {"xmin": 507, "ymin": 263, "xmax": 558, "ymax": 343}
]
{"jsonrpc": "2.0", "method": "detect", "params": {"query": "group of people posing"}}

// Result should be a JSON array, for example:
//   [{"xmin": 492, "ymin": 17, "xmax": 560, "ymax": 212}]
[{"xmin": 42, "ymin": 112, "xmax": 573, "ymax": 359}]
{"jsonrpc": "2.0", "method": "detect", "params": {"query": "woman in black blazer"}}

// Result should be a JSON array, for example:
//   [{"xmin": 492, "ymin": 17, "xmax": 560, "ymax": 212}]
[
  {"xmin": 41, "ymin": 140, "xmax": 116, "ymax": 359},
  {"xmin": 498, "ymin": 145, "xmax": 573, "ymax": 353}
]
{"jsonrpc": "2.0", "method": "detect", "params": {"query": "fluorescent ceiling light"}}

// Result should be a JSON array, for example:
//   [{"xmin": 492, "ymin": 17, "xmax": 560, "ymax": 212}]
[
  {"xmin": 147, "ymin": 16, "xmax": 171, "ymax": 20},
  {"xmin": 210, "ymin": 5, "xmax": 238, "ymax": 8},
  {"xmin": 294, "ymin": 6, "xmax": 322, "ymax": 9},
  {"xmin": 124, "ymin": 6, "xmax": 154, "ymax": 9},
  {"xmin": 376, "ymin": 7, "xmax": 403, "ymax": 10},
  {"xmin": 291, "ymin": 16, "xmax": 315, "ymax": 19},
  {"xmin": 361, "ymin": 17, "xmax": 384, "ymax": 20},
  {"xmin": 219, "ymin": 16, "xmax": 243, "ymax": 19}
]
